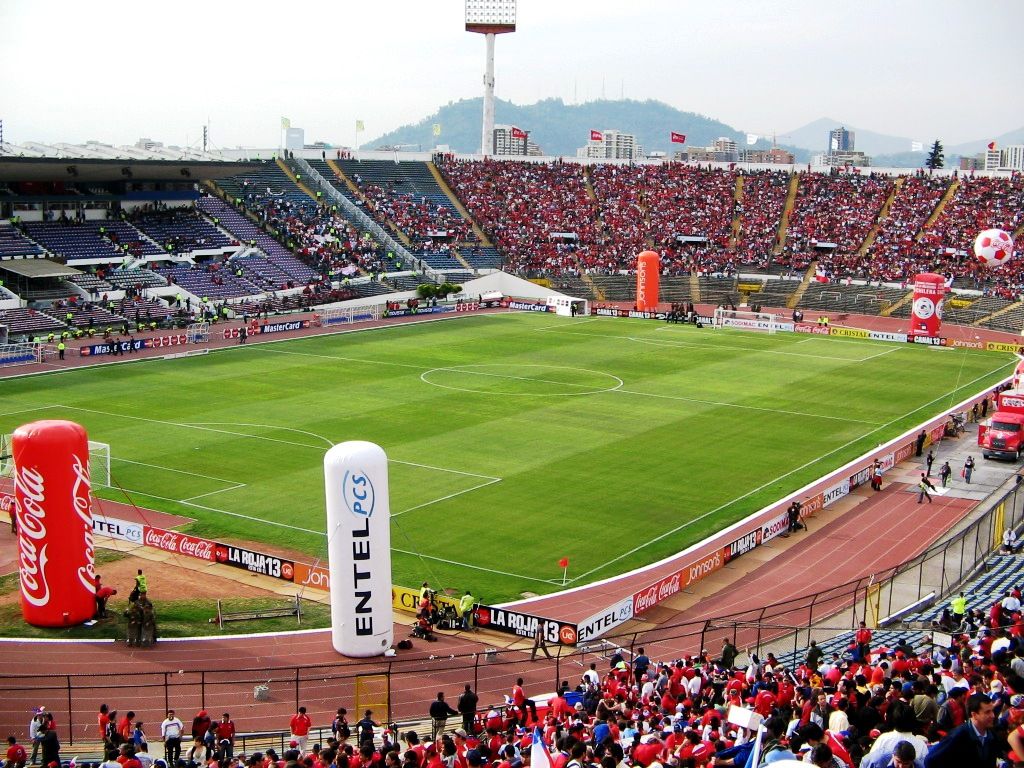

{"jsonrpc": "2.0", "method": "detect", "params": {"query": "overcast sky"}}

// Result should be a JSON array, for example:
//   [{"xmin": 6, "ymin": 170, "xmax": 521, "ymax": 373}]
[{"xmin": 1, "ymin": 0, "xmax": 1021, "ymax": 150}]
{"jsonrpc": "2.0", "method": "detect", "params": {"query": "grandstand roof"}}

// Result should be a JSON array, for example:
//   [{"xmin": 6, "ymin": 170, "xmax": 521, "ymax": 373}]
[
  {"xmin": 0, "ymin": 155, "xmax": 262, "ymax": 183},
  {"xmin": 0, "ymin": 259, "xmax": 82, "ymax": 278}
]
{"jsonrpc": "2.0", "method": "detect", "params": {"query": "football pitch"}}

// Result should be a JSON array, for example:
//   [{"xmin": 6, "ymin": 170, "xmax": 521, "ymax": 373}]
[{"xmin": 0, "ymin": 313, "xmax": 1014, "ymax": 603}]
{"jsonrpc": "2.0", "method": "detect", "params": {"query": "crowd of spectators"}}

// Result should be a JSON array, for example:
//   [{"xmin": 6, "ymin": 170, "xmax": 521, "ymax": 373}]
[
  {"xmin": 234, "ymin": 184, "xmax": 391, "ymax": 280},
  {"xmin": 734, "ymin": 171, "xmax": 790, "ymax": 269},
  {"xmin": 438, "ymin": 158, "xmax": 600, "ymax": 275},
  {"xmin": 358, "ymin": 183, "xmax": 472, "ymax": 247}
]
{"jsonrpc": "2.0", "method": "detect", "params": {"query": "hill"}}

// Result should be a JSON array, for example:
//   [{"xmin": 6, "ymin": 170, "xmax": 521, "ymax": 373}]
[{"xmin": 368, "ymin": 97, "xmax": 807, "ymax": 159}]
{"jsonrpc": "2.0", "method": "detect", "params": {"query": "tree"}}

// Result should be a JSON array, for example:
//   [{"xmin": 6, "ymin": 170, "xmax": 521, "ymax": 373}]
[
  {"xmin": 416, "ymin": 283, "xmax": 437, "ymax": 301},
  {"xmin": 925, "ymin": 140, "xmax": 944, "ymax": 170}
]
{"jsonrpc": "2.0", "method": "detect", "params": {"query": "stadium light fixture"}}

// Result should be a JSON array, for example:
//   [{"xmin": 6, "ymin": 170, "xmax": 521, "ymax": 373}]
[{"xmin": 465, "ymin": 0, "xmax": 516, "ymax": 157}]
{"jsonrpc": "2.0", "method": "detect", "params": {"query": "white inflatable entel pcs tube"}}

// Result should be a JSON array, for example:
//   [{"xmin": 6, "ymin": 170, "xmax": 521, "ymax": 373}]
[{"xmin": 324, "ymin": 441, "xmax": 394, "ymax": 656}]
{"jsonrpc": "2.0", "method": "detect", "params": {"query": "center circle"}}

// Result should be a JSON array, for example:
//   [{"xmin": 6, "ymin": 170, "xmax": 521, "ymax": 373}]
[{"xmin": 420, "ymin": 364, "xmax": 623, "ymax": 397}]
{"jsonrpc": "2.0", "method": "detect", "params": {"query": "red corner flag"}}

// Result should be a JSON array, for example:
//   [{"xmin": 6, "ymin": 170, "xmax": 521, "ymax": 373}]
[
  {"xmin": 590, "ymin": 130, "xmax": 603, "ymax": 142},
  {"xmin": 671, "ymin": 132, "xmax": 687, "ymax": 144},
  {"xmin": 558, "ymin": 557, "xmax": 569, "ymax": 569}
]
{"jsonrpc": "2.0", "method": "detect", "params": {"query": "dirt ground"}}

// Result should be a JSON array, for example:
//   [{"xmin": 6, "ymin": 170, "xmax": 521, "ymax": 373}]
[{"xmin": 0, "ymin": 544, "xmax": 277, "ymax": 606}]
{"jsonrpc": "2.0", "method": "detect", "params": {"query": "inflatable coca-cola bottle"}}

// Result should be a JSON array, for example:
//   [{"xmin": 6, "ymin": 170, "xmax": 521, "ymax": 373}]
[{"xmin": 13, "ymin": 420, "xmax": 96, "ymax": 626}]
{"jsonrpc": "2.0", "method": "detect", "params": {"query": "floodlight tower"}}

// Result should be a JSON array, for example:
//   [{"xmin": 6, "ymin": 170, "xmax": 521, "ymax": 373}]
[{"xmin": 465, "ymin": 0, "xmax": 516, "ymax": 157}]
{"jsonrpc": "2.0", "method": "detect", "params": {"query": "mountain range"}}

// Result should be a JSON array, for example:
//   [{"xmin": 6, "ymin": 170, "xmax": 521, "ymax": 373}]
[{"xmin": 366, "ymin": 97, "xmax": 1022, "ymax": 168}]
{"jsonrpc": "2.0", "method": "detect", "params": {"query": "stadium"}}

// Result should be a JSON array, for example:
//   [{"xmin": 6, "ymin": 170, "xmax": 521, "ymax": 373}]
[{"xmin": 2, "ymin": 2, "xmax": 1024, "ymax": 767}]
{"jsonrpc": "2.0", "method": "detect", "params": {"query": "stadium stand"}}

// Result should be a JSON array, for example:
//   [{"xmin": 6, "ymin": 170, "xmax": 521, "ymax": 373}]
[
  {"xmin": 0, "ymin": 223, "xmax": 44, "ymax": 256},
  {"xmin": 0, "ymin": 306, "xmax": 66, "ymax": 336},
  {"xmin": 23, "ymin": 219, "xmax": 162, "ymax": 261}
]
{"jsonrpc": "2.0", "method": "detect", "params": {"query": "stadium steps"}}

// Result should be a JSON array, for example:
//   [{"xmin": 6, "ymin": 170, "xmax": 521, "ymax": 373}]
[
  {"xmin": 426, "ymin": 161, "xmax": 493, "ymax": 247},
  {"xmin": 785, "ymin": 261, "xmax": 818, "ymax": 309},
  {"xmin": 731, "ymin": 175, "xmax": 743, "ymax": 245},
  {"xmin": 580, "ymin": 273, "xmax": 604, "ymax": 301},
  {"xmin": 689, "ymin": 273, "xmax": 701, "ymax": 303},
  {"xmin": 881, "ymin": 290, "xmax": 914, "ymax": 318},
  {"xmin": 976, "ymin": 298, "xmax": 1024, "ymax": 327},
  {"xmin": 275, "ymin": 158, "xmax": 319, "ymax": 202},
  {"xmin": 325, "ymin": 158, "xmax": 367, "ymax": 203},
  {"xmin": 582, "ymin": 165, "xmax": 598, "ymax": 202},
  {"xmin": 856, "ymin": 176, "xmax": 903, "ymax": 258},
  {"xmin": 449, "ymin": 246, "xmax": 474, "ymax": 271},
  {"xmin": 917, "ymin": 178, "xmax": 959, "ymax": 238},
  {"xmin": 775, "ymin": 172, "xmax": 800, "ymax": 252}
]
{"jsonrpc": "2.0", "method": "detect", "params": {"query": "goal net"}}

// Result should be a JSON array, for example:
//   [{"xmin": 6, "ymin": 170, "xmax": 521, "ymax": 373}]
[
  {"xmin": 186, "ymin": 322, "xmax": 210, "ymax": 344},
  {"xmin": 0, "ymin": 435, "xmax": 111, "ymax": 489},
  {"xmin": 320, "ymin": 304, "xmax": 383, "ymax": 327},
  {"xmin": 712, "ymin": 308, "xmax": 786, "ymax": 334}
]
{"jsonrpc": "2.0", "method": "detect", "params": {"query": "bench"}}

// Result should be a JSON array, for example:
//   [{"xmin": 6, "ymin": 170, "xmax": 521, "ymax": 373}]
[{"xmin": 214, "ymin": 595, "xmax": 302, "ymax": 629}]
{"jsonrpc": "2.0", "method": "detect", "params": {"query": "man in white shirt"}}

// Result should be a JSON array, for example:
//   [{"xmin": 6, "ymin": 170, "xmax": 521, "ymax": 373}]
[
  {"xmin": 1001, "ymin": 590, "xmax": 1021, "ymax": 614},
  {"xmin": 160, "ymin": 710, "xmax": 184, "ymax": 766}
]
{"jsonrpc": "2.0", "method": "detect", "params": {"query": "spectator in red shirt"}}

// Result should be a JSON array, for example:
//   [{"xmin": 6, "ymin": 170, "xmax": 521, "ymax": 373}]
[
  {"xmin": 290, "ymin": 707, "xmax": 312, "ymax": 754},
  {"xmin": 6, "ymin": 736, "xmax": 27, "ymax": 768},
  {"xmin": 510, "ymin": 678, "xmax": 538, "ymax": 725},
  {"xmin": 216, "ymin": 714, "xmax": 236, "ymax": 759}
]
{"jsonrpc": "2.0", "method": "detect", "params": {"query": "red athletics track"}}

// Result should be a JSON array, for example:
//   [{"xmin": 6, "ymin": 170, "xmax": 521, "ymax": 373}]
[{"xmin": 0, "ymin": 303, "xmax": 1009, "ymax": 745}]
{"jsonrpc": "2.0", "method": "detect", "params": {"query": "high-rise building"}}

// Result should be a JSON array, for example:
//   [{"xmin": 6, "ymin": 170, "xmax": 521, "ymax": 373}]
[
  {"xmin": 712, "ymin": 137, "xmax": 739, "ymax": 162},
  {"xmin": 739, "ymin": 147, "xmax": 795, "ymax": 164},
  {"xmin": 577, "ymin": 130, "xmax": 643, "ymax": 160},
  {"xmin": 1000, "ymin": 145, "xmax": 1024, "ymax": 171},
  {"xmin": 829, "ymin": 127, "xmax": 855, "ymax": 152},
  {"xmin": 493, "ymin": 124, "xmax": 540, "ymax": 156},
  {"xmin": 984, "ymin": 147, "xmax": 1002, "ymax": 171}
]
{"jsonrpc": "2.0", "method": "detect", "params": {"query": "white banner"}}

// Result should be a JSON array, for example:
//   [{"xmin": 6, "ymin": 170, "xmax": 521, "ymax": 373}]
[
  {"xmin": 869, "ymin": 331, "xmax": 909, "ymax": 343},
  {"xmin": 92, "ymin": 514, "xmax": 143, "ymax": 544},
  {"xmin": 823, "ymin": 479, "xmax": 851, "ymax": 507},
  {"xmin": 324, "ymin": 441, "xmax": 394, "ymax": 657},
  {"xmin": 577, "ymin": 597, "xmax": 634, "ymax": 643}
]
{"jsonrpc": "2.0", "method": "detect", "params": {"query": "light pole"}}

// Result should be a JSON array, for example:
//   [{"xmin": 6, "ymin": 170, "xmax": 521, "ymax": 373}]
[{"xmin": 465, "ymin": 0, "xmax": 516, "ymax": 157}]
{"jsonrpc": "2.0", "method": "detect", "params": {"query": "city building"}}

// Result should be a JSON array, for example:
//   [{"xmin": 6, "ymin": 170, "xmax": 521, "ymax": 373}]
[
  {"xmin": 712, "ymin": 137, "xmax": 739, "ymax": 163},
  {"xmin": 829, "ymin": 127, "xmax": 855, "ymax": 152},
  {"xmin": 576, "ymin": 130, "xmax": 643, "ymax": 160},
  {"xmin": 814, "ymin": 150, "xmax": 871, "ymax": 168},
  {"xmin": 493, "ymin": 125, "xmax": 542, "ymax": 156},
  {"xmin": 1001, "ymin": 145, "xmax": 1024, "ymax": 171},
  {"xmin": 738, "ymin": 147, "xmax": 795, "ymax": 164}
]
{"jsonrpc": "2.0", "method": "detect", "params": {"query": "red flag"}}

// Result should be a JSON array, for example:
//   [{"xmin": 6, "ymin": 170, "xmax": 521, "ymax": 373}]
[
  {"xmin": 590, "ymin": 130, "xmax": 603, "ymax": 142},
  {"xmin": 511, "ymin": 127, "xmax": 527, "ymax": 140},
  {"xmin": 988, "ymin": 141, "xmax": 997, "ymax": 151},
  {"xmin": 558, "ymin": 557, "xmax": 569, "ymax": 569},
  {"xmin": 670, "ymin": 132, "xmax": 687, "ymax": 144}
]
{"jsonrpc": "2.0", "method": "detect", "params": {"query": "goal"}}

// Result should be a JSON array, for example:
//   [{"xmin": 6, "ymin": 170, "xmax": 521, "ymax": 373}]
[
  {"xmin": 0, "ymin": 435, "xmax": 111, "ymax": 489},
  {"xmin": 320, "ymin": 304, "xmax": 383, "ymax": 327},
  {"xmin": 712, "ymin": 308, "xmax": 786, "ymax": 334},
  {"xmin": 186, "ymin": 322, "xmax": 210, "ymax": 344}
]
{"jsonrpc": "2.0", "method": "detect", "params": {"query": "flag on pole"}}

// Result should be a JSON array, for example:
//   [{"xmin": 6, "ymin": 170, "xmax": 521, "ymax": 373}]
[
  {"xmin": 558, "ymin": 557, "xmax": 569, "ymax": 568},
  {"xmin": 530, "ymin": 728, "xmax": 552, "ymax": 768},
  {"xmin": 280, "ymin": 117, "xmax": 291, "ymax": 129},
  {"xmin": 432, "ymin": 123, "xmax": 442, "ymax": 137},
  {"xmin": 670, "ymin": 132, "xmax": 687, "ymax": 144},
  {"xmin": 911, "ymin": 141, "xmax": 923, "ymax": 152},
  {"xmin": 746, "ymin": 133, "xmax": 758, "ymax": 145},
  {"xmin": 988, "ymin": 141, "xmax": 997, "ymax": 151},
  {"xmin": 511, "ymin": 127, "xmax": 527, "ymax": 140},
  {"xmin": 590, "ymin": 129, "xmax": 603, "ymax": 142},
  {"xmin": 356, "ymin": 120, "xmax": 365, "ymax": 132}
]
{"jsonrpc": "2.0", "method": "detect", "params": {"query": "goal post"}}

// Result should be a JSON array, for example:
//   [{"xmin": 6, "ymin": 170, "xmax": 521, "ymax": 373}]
[
  {"xmin": 320, "ymin": 304, "xmax": 383, "ymax": 327},
  {"xmin": 712, "ymin": 308, "xmax": 788, "ymax": 334},
  {"xmin": 0, "ymin": 435, "xmax": 110, "ymax": 489}
]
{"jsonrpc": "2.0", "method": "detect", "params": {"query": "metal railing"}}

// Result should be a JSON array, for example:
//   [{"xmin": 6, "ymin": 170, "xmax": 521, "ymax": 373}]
[
  {"xmin": 4, "ymin": 468, "xmax": 1020, "ymax": 748},
  {"xmin": 288, "ymin": 158, "xmax": 439, "ymax": 282}
]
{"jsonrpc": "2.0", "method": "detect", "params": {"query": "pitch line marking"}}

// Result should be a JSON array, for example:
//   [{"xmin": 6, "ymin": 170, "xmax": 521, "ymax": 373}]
[
  {"xmin": 391, "ymin": 547, "xmax": 562, "ymax": 585},
  {"xmin": 571, "ymin": 360, "xmax": 1016, "ymax": 583},
  {"xmin": 112, "ymin": 457, "xmax": 246, "ymax": 486},
  {"xmin": 533, "ymin": 318, "xmax": 599, "ymax": 331},
  {"xmin": 539, "ymin": 326, "xmax": 888, "ymax": 363},
  {"xmin": 179, "ymin": 483, "xmax": 248, "ymax": 503},
  {"xmin": 420, "ymin": 364, "xmax": 624, "ymax": 397},
  {"xmin": 392, "ymin": 477, "xmax": 503, "ymax": 518},
  {"xmin": 611, "ymin": 388, "xmax": 881, "ymax": 426}
]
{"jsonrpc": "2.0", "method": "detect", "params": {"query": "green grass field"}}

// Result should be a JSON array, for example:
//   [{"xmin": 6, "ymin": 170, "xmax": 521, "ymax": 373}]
[{"xmin": 0, "ymin": 313, "xmax": 1014, "ymax": 603}]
